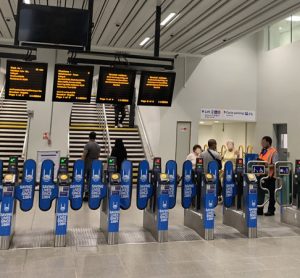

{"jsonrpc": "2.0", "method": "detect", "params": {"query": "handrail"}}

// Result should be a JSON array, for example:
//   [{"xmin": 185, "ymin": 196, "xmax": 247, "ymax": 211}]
[
  {"xmin": 0, "ymin": 82, "xmax": 5, "ymax": 109},
  {"xmin": 102, "ymin": 103, "xmax": 111, "ymax": 154},
  {"xmin": 136, "ymin": 106, "xmax": 154, "ymax": 160},
  {"xmin": 21, "ymin": 111, "xmax": 32, "ymax": 160}
]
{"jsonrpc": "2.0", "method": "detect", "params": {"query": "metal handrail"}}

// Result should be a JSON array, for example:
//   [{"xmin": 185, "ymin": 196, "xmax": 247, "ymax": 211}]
[
  {"xmin": 21, "ymin": 112, "xmax": 32, "ymax": 160},
  {"xmin": 102, "ymin": 103, "xmax": 111, "ymax": 154},
  {"xmin": 0, "ymin": 82, "xmax": 5, "ymax": 109},
  {"xmin": 136, "ymin": 106, "xmax": 154, "ymax": 160}
]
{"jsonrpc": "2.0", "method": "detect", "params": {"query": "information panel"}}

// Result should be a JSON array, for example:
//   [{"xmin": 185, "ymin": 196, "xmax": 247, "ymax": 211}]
[
  {"xmin": 96, "ymin": 67, "xmax": 136, "ymax": 104},
  {"xmin": 5, "ymin": 60, "xmax": 48, "ymax": 101},
  {"xmin": 137, "ymin": 71, "xmax": 176, "ymax": 106},
  {"xmin": 52, "ymin": 64, "xmax": 94, "ymax": 102}
]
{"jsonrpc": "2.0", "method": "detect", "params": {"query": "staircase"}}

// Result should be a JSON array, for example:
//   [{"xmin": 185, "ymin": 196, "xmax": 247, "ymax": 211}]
[
  {"xmin": 0, "ymin": 98, "xmax": 28, "ymax": 172},
  {"xmin": 68, "ymin": 98, "xmax": 146, "ymax": 183}
]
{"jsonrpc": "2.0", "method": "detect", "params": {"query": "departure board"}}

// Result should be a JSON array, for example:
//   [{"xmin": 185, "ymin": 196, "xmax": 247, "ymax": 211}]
[
  {"xmin": 52, "ymin": 64, "xmax": 94, "ymax": 102},
  {"xmin": 5, "ymin": 60, "xmax": 48, "ymax": 101},
  {"xmin": 96, "ymin": 67, "xmax": 136, "ymax": 104},
  {"xmin": 137, "ymin": 71, "xmax": 176, "ymax": 106}
]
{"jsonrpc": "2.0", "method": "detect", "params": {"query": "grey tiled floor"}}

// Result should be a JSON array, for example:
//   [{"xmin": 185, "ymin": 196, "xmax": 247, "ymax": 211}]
[{"xmin": 2, "ymin": 189, "xmax": 300, "ymax": 278}]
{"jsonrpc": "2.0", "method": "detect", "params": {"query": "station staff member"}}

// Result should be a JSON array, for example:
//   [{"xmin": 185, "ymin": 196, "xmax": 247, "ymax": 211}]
[
  {"xmin": 82, "ymin": 131, "xmax": 101, "ymax": 201},
  {"xmin": 257, "ymin": 136, "xmax": 278, "ymax": 216},
  {"xmin": 186, "ymin": 144, "xmax": 202, "ymax": 168}
]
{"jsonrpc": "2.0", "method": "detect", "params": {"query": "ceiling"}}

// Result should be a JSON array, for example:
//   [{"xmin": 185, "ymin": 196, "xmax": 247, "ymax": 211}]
[{"xmin": 1, "ymin": 0, "xmax": 300, "ymax": 56}]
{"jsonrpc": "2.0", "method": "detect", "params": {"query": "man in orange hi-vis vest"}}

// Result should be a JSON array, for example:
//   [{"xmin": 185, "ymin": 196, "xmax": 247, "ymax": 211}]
[{"xmin": 257, "ymin": 136, "xmax": 279, "ymax": 216}]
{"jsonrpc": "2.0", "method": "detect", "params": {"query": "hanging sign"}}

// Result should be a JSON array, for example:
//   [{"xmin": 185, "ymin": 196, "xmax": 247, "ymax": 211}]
[{"xmin": 200, "ymin": 108, "xmax": 256, "ymax": 122}]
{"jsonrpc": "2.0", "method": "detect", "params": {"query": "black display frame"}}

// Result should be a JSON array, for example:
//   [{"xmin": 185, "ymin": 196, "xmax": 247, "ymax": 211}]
[
  {"xmin": 96, "ymin": 67, "xmax": 136, "ymax": 105},
  {"xmin": 52, "ymin": 64, "xmax": 94, "ymax": 103},
  {"xmin": 137, "ymin": 71, "xmax": 176, "ymax": 107},
  {"xmin": 5, "ymin": 60, "xmax": 48, "ymax": 102}
]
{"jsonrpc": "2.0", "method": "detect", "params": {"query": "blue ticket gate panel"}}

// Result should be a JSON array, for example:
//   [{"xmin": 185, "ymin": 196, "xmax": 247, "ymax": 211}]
[
  {"xmin": 15, "ymin": 159, "xmax": 36, "ymax": 212},
  {"xmin": 100, "ymin": 171, "xmax": 121, "ymax": 245},
  {"xmin": 183, "ymin": 160, "xmax": 217, "ymax": 240},
  {"xmin": 39, "ymin": 160, "xmax": 57, "ymax": 211},
  {"xmin": 89, "ymin": 160, "xmax": 106, "ymax": 210},
  {"xmin": 0, "ymin": 157, "xmax": 20, "ymax": 249},
  {"xmin": 54, "ymin": 157, "xmax": 71, "ymax": 247},
  {"xmin": 69, "ymin": 160, "xmax": 85, "ymax": 210},
  {"xmin": 0, "ymin": 160, "xmax": 3, "ymax": 202},
  {"xmin": 166, "ymin": 160, "xmax": 177, "ymax": 209},
  {"xmin": 136, "ymin": 160, "xmax": 152, "ymax": 210},
  {"xmin": 120, "ymin": 160, "xmax": 133, "ymax": 210}
]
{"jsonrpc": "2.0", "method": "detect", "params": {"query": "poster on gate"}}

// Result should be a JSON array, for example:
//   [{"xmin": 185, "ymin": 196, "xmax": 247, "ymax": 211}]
[
  {"xmin": 37, "ymin": 151, "xmax": 60, "ymax": 182},
  {"xmin": 200, "ymin": 108, "xmax": 256, "ymax": 122}
]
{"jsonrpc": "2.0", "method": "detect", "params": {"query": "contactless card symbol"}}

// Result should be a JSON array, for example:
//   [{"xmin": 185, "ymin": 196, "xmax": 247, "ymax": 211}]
[
  {"xmin": 92, "ymin": 170, "xmax": 100, "ymax": 182},
  {"xmin": 162, "ymin": 201, "xmax": 167, "ymax": 209},
  {"xmin": 226, "ymin": 174, "xmax": 232, "ymax": 183},
  {"xmin": 74, "ymin": 169, "xmax": 83, "ymax": 182},
  {"xmin": 60, "ymin": 203, "xmax": 66, "ymax": 212},
  {"xmin": 140, "ymin": 170, "xmax": 148, "ymax": 182},
  {"xmin": 208, "ymin": 200, "xmax": 213, "ymax": 208},
  {"xmin": 122, "ymin": 170, "xmax": 131, "ymax": 183},
  {"xmin": 112, "ymin": 202, "xmax": 118, "ymax": 210},
  {"xmin": 25, "ymin": 169, "xmax": 34, "ymax": 183},
  {"xmin": 251, "ymin": 200, "xmax": 256, "ymax": 207},
  {"xmin": 42, "ymin": 169, "xmax": 52, "ymax": 183},
  {"xmin": 4, "ymin": 203, "xmax": 10, "ymax": 212},
  {"xmin": 184, "ymin": 171, "xmax": 191, "ymax": 182}
]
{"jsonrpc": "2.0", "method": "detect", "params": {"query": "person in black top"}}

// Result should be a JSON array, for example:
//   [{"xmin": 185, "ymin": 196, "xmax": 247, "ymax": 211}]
[
  {"xmin": 114, "ymin": 104, "xmax": 126, "ymax": 128},
  {"xmin": 111, "ymin": 138, "xmax": 127, "ymax": 172}
]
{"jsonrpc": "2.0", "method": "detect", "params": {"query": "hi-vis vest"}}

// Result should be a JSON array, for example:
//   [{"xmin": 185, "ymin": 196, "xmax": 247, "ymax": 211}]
[{"xmin": 259, "ymin": 147, "xmax": 277, "ymax": 176}]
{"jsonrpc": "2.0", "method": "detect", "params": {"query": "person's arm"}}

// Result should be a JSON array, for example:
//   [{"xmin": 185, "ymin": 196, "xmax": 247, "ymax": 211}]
[
  {"xmin": 82, "ymin": 145, "xmax": 88, "ymax": 160},
  {"xmin": 272, "ymin": 152, "xmax": 279, "ymax": 164}
]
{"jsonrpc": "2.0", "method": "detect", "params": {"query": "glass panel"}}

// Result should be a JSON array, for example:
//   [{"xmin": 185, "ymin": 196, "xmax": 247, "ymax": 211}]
[
  {"xmin": 291, "ymin": 13, "xmax": 300, "ymax": 42},
  {"xmin": 269, "ymin": 18, "xmax": 291, "ymax": 50}
]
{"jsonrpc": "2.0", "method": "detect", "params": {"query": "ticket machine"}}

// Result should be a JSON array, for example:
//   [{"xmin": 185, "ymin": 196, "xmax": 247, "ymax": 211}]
[
  {"xmin": 90, "ymin": 157, "xmax": 132, "ymax": 244},
  {"xmin": 274, "ymin": 161, "xmax": 298, "ymax": 227},
  {"xmin": 39, "ymin": 157, "xmax": 85, "ymax": 247},
  {"xmin": 138, "ymin": 158, "xmax": 177, "ymax": 242},
  {"xmin": 223, "ymin": 159, "xmax": 261, "ymax": 238},
  {"xmin": 183, "ymin": 160, "xmax": 217, "ymax": 240}
]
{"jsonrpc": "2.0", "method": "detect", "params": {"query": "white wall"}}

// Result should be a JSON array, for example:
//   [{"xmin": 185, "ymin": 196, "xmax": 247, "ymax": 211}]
[
  {"xmin": 139, "ymin": 34, "xmax": 258, "ymax": 161},
  {"xmin": 256, "ymin": 36, "xmax": 300, "ymax": 161},
  {"xmin": 198, "ymin": 122, "xmax": 256, "ymax": 152}
]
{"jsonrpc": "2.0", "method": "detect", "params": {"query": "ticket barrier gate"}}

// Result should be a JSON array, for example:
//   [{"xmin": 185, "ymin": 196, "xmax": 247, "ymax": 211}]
[
  {"xmin": 89, "ymin": 157, "xmax": 132, "ymax": 245},
  {"xmin": 183, "ymin": 159, "xmax": 217, "ymax": 240},
  {"xmin": 137, "ymin": 158, "xmax": 177, "ymax": 242},
  {"xmin": 274, "ymin": 161, "xmax": 299, "ymax": 227},
  {"xmin": 222, "ymin": 160, "xmax": 261, "ymax": 238},
  {"xmin": 39, "ymin": 158, "xmax": 85, "ymax": 247},
  {"xmin": 0, "ymin": 157, "xmax": 36, "ymax": 249}
]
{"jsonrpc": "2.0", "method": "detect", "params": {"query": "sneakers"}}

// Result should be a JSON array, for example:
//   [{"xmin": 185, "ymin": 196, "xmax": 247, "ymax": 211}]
[{"xmin": 264, "ymin": 211, "xmax": 275, "ymax": 216}]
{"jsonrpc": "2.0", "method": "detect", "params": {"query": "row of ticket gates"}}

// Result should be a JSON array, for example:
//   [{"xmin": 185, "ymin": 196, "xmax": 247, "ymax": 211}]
[{"xmin": 0, "ymin": 155, "xmax": 300, "ymax": 249}]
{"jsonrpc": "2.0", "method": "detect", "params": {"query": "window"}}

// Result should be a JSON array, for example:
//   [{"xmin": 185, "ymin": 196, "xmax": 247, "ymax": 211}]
[{"xmin": 269, "ymin": 18, "xmax": 291, "ymax": 50}]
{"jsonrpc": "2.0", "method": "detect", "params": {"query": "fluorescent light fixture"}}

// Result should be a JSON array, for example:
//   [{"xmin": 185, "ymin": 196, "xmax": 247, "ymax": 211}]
[
  {"xmin": 139, "ymin": 37, "xmax": 150, "ymax": 46},
  {"xmin": 199, "ymin": 121, "xmax": 205, "ymax": 124},
  {"xmin": 285, "ymin": 16, "xmax": 300, "ymax": 22},
  {"xmin": 161, "ymin": 13, "xmax": 176, "ymax": 26},
  {"xmin": 214, "ymin": 121, "xmax": 219, "ymax": 123},
  {"xmin": 24, "ymin": 0, "xmax": 31, "ymax": 4}
]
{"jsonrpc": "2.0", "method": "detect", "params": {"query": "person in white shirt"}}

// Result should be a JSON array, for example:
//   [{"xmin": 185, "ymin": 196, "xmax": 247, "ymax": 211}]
[{"xmin": 186, "ymin": 144, "xmax": 202, "ymax": 168}]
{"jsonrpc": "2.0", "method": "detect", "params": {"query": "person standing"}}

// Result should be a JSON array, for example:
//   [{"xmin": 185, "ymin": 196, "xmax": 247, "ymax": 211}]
[
  {"xmin": 114, "ymin": 103, "xmax": 126, "ymax": 128},
  {"xmin": 82, "ymin": 131, "xmax": 101, "ymax": 201},
  {"xmin": 111, "ymin": 138, "xmax": 127, "ymax": 172},
  {"xmin": 186, "ymin": 144, "xmax": 202, "ymax": 168},
  {"xmin": 257, "ymin": 136, "xmax": 278, "ymax": 216},
  {"xmin": 222, "ymin": 140, "xmax": 239, "ymax": 168},
  {"xmin": 200, "ymin": 139, "xmax": 222, "ymax": 203}
]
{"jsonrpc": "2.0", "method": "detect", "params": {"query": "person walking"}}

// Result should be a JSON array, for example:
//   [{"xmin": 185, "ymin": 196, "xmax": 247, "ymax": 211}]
[
  {"xmin": 81, "ymin": 131, "xmax": 101, "ymax": 201},
  {"xmin": 114, "ymin": 103, "xmax": 126, "ymax": 128}
]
